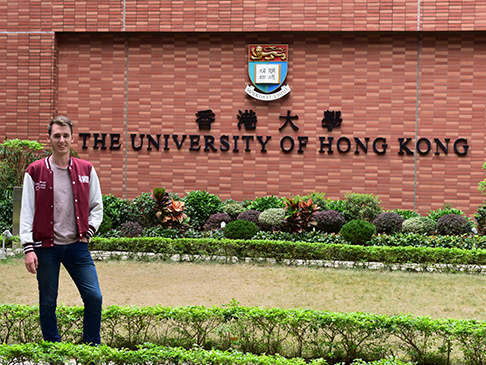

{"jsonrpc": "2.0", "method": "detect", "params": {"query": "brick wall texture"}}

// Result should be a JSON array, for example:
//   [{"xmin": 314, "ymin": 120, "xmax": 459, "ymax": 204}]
[{"xmin": 1, "ymin": 1, "xmax": 486, "ymax": 216}]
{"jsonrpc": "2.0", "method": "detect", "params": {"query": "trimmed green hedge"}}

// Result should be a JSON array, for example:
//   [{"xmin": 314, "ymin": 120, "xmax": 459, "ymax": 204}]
[
  {"xmin": 1, "ymin": 304, "xmax": 486, "ymax": 364},
  {"xmin": 89, "ymin": 236, "xmax": 486, "ymax": 273},
  {"xmin": 0, "ymin": 342, "xmax": 416, "ymax": 365}
]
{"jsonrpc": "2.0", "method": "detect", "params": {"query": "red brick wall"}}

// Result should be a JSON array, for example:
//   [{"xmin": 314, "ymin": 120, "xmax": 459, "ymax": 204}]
[{"xmin": 2, "ymin": 1, "xmax": 486, "ymax": 216}]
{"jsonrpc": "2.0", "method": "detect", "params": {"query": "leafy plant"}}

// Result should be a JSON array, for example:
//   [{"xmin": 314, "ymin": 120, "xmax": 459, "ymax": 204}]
[
  {"xmin": 152, "ymin": 187, "xmax": 171, "ymax": 219},
  {"xmin": 437, "ymin": 214, "xmax": 471, "ymax": 236},
  {"xmin": 236, "ymin": 210, "xmax": 261, "ymax": 227},
  {"xmin": 119, "ymin": 221, "xmax": 144, "ymax": 238},
  {"xmin": 478, "ymin": 161, "xmax": 486, "ymax": 196},
  {"xmin": 165, "ymin": 199, "xmax": 189, "ymax": 229},
  {"xmin": 340, "ymin": 219, "xmax": 376, "ymax": 245},
  {"xmin": 0, "ymin": 138, "xmax": 45, "ymax": 191},
  {"xmin": 132, "ymin": 192, "xmax": 158, "ymax": 228},
  {"xmin": 314, "ymin": 209, "xmax": 345, "ymax": 233},
  {"xmin": 0, "ymin": 193, "xmax": 13, "ymax": 233},
  {"xmin": 223, "ymin": 202, "xmax": 245, "ymax": 220},
  {"xmin": 427, "ymin": 204, "xmax": 466, "ymax": 221},
  {"xmin": 283, "ymin": 196, "xmax": 319, "ymax": 233},
  {"xmin": 97, "ymin": 212, "xmax": 113, "ymax": 235},
  {"xmin": 102, "ymin": 194, "xmax": 137, "ymax": 228},
  {"xmin": 258, "ymin": 208, "xmax": 286, "ymax": 231},
  {"xmin": 223, "ymin": 220, "xmax": 259, "ymax": 239},
  {"xmin": 302, "ymin": 191, "xmax": 327, "ymax": 210},
  {"xmin": 373, "ymin": 212, "xmax": 405, "ymax": 234},
  {"xmin": 203, "ymin": 213, "xmax": 231, "ymax": 231},
  {"xmin": 325, "ymin": 199, "xmax": 347, "ymax": 214},
  {"xmin": 401, "ymin": 217, "xmax": 437, "ymax": 235},
  {"xmin": 183, "ymin": 190, "xmax": 223, "ymax": 230},
  {"xmin": 246, "ymin": 195, "xmax": 285, "ymax": 211},
  {"xmin": 392, "ymin": 209, "xmax": 420, "ymax": 220},
  {"xmin": 153, "ymin": 188, "xmax": 189, "ymax": 229},
  {"xmin": 474, "ymin": 203, "xmax": 486, "ymax": 235},
  {"xmin": 342, "ymin": 192, "xmax": 383, "ymax": 222}
]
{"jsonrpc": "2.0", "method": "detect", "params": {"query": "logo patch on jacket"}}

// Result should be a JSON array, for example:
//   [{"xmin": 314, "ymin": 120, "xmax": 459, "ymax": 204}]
[
  {"xmin": 35, "ymin": 181, "xmax": 47, "ymax": 191},
  {"xmin": 78, "ymin": 175, "xmax": 89, "ymax": 184}
]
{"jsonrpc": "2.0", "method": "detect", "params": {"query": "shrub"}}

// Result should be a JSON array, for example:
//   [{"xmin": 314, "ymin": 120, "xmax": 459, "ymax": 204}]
[
  {"xmin": 132, "ymin": 192, "xmax": 158, "ymax": 228},
  {"xmin": 325, "ymin": 199, "xmax": 346, "ymax": 214},
  {"xmin": 437, "ymin": 214, "xmax": 471, "ymax": 235},
  {"xmin": 246, "ymin": 195, "xmax": 285, "ymax": 211},
  {"xmin": 0, "ymin": 192, "xmax": 13, "ymax": 233},
  {"xmin": 203, "ymin": 213, "xmax": 231, "ymax": 231},
  {"xmin": 314, "ymin": 210, "xmax": 345, "ymax": 233},
  {"xmin": 474, "ymin": 203, "xmax": 486, "ymax": 235},
  {"xmin": 97, "ymin": 212, "xmax": 113, "ymax": 235},
  {"xmin": 340, "ymin": 219, "xmax": 376, "ymax": 245},
  {"xmin": 183, "ymin": 190, "xmax": 223, "ymax": 230},
  {"xmin": 402, "ymin": 217, "xmax": 437, "ymax": 235},
  {"xmin": 302, "ymin": 191, "xmax": 327, "ymax": 210},
  {"xmin": 0, "ymin": 138, "xmax": 45, "ymax": 191},
  {"xmin": 342, "ymin": 192, "xmax": 383, "ymax": 222},
  {"xmin": 392, "ymin": 209, "xmax": 420, "ymax": 220},
  {"xmin": 223, "ymin": 202, "xmax": 245, "ymax": 220},
  {"xmin": 237, "ymin": 210, "xmax": 261, "ymax": 226},
  {"xmin": 119, "ymin": 221, "xmax": 144, "ymax": 238},
  {"xmin": 373, "ymin": 212, "xmax": 405, "ymax": 235},
  {"xmin": 102, "ymin": 194, "xmax": 137, "ymax": 228},
  {"xmin": 223, "ymin": 219, "xmax": 259, "ymax": 239},
  {"xmin": 258, "ymin": 208, "xmax": 286, "ymax": 231},
  {"xmin": 427, "ymin": 205, "xmax": 467, "ymax": 222}
]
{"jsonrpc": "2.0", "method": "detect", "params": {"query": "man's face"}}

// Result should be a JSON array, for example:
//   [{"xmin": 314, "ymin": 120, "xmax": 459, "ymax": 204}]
[{"xmin": 48, "ymin": 123, "xmax": 74, "ymax": 156}]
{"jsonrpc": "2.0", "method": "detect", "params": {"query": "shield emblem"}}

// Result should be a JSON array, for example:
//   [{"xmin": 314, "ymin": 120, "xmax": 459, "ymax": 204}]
[{"xmin": 248, "ymin": 45, "xmax": 288, "ymax": 94}]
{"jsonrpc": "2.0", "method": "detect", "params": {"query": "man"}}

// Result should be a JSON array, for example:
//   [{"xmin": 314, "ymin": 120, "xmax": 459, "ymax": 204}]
[{"xmin": 20, "ymin": 115, "xmax": 103, "ymax": 347}]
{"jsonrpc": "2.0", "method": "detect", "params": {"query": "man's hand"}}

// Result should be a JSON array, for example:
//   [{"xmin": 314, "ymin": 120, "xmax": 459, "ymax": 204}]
[{"xmin": 25, "ymin": 251, "xmax": 38, "ymax": 274}]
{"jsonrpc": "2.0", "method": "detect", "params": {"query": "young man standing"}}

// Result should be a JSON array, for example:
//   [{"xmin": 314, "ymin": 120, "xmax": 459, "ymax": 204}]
[{"xmin": 20, "ymin": 115, "xmax": 103, "ymax": 346}]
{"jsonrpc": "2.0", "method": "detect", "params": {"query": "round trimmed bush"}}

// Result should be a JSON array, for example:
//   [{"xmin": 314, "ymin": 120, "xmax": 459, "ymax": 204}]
[
  {"xmin": 258, "ymin": 208, "xmax": 286, "ymax": 231},
  {"xmin": 339, "ymin": 219, "xmax": 376, "ymax": 245},
  {"xmin": 237, "ymin": 210, "xmax": 261, "ymax": 226},
  {"xmin": 437, "ymin": 214, "xmax": 471, "ymax": 235},
  {"xmin": 223, "ymin": 219, "xmax": 259, "ymax": 239},
  {"xmin": 373, "ymin": 212, "xmax": 405, "ymax": 234},
  {"xmin": 223, "ymin": 202, "xmax": 245, "ymax": 220},
  {"xmin": 120, "ymin": 221, "xmax": 144, "ymax": 238},
  {"xmin": 314, "ymin": 209, "xmax": 345, "ymax": 233},
  {"xmin": 203, "ymin": 213, "xmax": 231, "ymax": 231},
  {"xmin": 342, "ymin": 192, "xmax": 383, "ymax": 222},
  {"xmin": 402, "ymin": 217, "xmax": 437, "ymax": 235}
]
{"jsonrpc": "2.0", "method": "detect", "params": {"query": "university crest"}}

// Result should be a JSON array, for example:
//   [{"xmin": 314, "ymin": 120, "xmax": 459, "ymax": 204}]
[{"xmin": 245, "ymin": 44, "xmax": 291, "ymax": 101}]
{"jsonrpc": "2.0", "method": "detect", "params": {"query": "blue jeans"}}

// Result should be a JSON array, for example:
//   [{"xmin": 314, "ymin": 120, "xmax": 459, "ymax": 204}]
[{"xmin": 35, "ymin": 241, "xmax": 103, "ymax": 344}]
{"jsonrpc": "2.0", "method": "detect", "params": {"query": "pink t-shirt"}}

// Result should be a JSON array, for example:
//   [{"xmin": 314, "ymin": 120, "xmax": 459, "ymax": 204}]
[{"xmin": 51, "ymin": 161, "xmax": 78, "ymax": 245}]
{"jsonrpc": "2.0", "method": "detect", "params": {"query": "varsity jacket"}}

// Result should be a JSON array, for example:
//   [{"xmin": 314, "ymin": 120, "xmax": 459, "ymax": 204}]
[{"xmin": 20, "ymin": 156, "xmax": 103, "ymax": 253}]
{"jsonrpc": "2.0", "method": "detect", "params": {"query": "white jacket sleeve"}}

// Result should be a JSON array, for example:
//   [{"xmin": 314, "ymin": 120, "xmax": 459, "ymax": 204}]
[
  {"xmin": 19, "ymin": 172, "xmax": 36, "ymax": 252},
  {"xmin": 86, "ymin": 166, "xmax": 103, "ymax": 238}
]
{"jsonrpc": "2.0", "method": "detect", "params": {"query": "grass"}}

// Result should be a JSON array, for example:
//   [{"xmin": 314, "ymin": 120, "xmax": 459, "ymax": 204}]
[{"xmin": 1, "ymin": 257, "xmax": 486, "ymax": 320}]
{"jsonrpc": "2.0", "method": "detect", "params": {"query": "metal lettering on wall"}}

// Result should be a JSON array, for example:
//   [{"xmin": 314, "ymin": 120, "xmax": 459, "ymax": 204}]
[{"xmin": 79, "ymin": 109, "xmax": 469, "ymax": 156}]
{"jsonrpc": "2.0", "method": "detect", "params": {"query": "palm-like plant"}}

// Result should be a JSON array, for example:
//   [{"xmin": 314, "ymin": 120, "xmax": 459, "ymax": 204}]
[
  {"xmin": 284, "ymin": 196, "xmax": 319, "ymax": 233},
  {"xmin": 152, "ymin": 188, "xmax": 188, "ymax": 229}
]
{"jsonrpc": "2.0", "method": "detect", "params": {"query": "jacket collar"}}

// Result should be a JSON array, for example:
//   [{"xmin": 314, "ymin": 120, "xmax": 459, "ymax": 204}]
[{"xmin": 45, "ymin": 155, "xmax": 73, "ymax": 170}]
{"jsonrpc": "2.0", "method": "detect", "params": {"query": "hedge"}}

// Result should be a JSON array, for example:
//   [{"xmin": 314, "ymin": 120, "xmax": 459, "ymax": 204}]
[
  {"xmin": 88, "ymin": 237, "xmax": 486, "ymax": 274},
  {"xmin": 1, "ymin": 304, "xmax": 486, "ymax": 365},
  {"xmin": 0, "ymin": 342, "xmax": 417, "ymax": 365}
]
